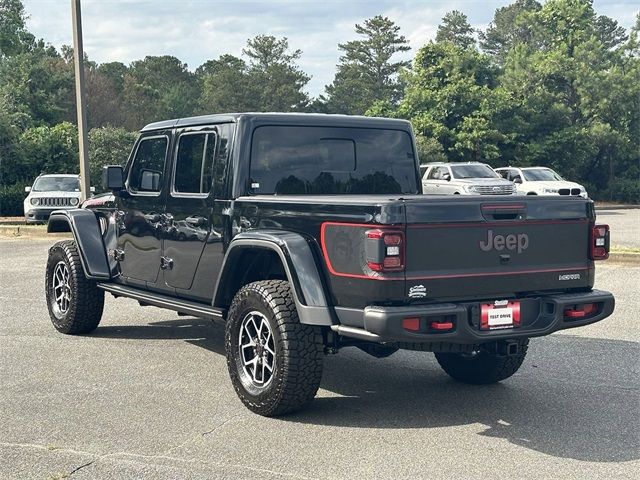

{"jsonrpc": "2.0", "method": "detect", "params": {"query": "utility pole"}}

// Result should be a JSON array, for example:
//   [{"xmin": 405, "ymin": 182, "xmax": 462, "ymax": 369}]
[{"xmin": 71, "ymin": 0, "xmax": 90, "ymax": 202}]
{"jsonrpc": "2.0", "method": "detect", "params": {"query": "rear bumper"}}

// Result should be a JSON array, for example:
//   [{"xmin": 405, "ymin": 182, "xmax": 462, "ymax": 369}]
[{"xmin": 334, "ymin": 289, "xmax": 615, "ymax": 344}]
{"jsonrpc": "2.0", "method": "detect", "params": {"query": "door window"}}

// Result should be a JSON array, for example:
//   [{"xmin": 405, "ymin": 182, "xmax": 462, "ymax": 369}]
[
  {"xmin": 428, "ymin": 166, "xmax": 448, "ymax": 180},
  {"xmin": 128, "ymin": 136, "xmax": 168, "ymax": 194},
  {"xmin": 173, "ymin": 132, "xmax": 217, "ymax": 195}
]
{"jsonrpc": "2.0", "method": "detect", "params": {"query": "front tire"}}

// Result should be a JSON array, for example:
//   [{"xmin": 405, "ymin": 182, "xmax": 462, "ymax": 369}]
[
  {"xmin": 434, "ymin": 339, "xmax": 529, "ymax": 384},
  {"xmin": 45, "ymin": 240, "xmax": 105, "ymax": 334},
  {"xmin": 225, "ymin": 280, "xmax": 323, "ymax": 416}
]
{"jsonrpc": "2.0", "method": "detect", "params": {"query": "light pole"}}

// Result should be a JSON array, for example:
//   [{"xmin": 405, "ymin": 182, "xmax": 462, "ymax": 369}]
[{"xmin": 71, "ymin": 0, "xmax": 90, "ymax": 202}]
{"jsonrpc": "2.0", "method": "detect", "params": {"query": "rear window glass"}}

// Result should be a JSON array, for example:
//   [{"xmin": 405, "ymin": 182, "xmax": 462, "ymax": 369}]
[
  {"xmin": 173, "ymin": 132, "xmax": 216, "ymax": 195},
  {"xmin": 249, "ymin": 126, "xmax": 417, "ymax": 195}
]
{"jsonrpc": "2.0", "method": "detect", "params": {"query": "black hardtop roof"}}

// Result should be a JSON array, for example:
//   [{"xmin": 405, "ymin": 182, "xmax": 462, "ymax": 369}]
[{"xmin": 140, "ymin": 112, "xmax": 412, "ymax": 133}]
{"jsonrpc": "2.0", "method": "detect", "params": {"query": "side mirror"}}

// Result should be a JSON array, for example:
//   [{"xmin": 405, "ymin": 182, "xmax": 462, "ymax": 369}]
[
  {"xmin": 24, "ymin": 186, "xmax": 31, "ymax": 193},
  {"xmin": 90, "ymin": 186, "xmax": 96, "ymax": 193},
  {"xmin": 513, "ymin": 177, "xmax": 523, "ymax": 184},
  {"xmin": 102, "ymin": 165, "xmax": 124, "ymax": 191},
  {"xmin": 442, "ymin": 173, "xmax": 451, "ymax": 181}
]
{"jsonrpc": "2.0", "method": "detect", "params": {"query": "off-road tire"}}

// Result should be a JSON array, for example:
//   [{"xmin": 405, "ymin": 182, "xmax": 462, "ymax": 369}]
[
  {"xmin": 434, "ymin": 339, "xmax": 529, "ymax": 384},
  {"xmin": 45, "ymin": 240, "xmax": 105, "ymax": 334},
  {"xmin": 225, "ymin": 280, "xmax": 323, "ymax": 416}
]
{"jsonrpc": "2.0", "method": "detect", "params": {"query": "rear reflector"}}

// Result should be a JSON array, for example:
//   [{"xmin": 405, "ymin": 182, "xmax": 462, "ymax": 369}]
[
  {"xmin": 402, "ymin": 317, "xmax": 421, "ymax": 331},
  {"xmin": 430, "ymin": 321, "xmax": 454, "ymax": 331},
  {"xmin": 564, "ymin": 303, "xmax": 598, "ymax": 319}
]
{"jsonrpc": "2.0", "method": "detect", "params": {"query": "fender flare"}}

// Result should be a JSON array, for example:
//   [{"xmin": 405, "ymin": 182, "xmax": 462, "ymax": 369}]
[
  {"xmin": 213, "ymin": 230, "xmax": 335, "ymax": 326},
  {"xmin": 48, "ymin": 209, "xmax": 111, "ymax": 280}
]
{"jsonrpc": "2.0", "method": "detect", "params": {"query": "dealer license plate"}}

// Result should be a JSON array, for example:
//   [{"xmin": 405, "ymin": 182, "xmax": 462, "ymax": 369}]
[{"xmin": 480, "ymin": 300, "xmax": 521, "ymax": 330}]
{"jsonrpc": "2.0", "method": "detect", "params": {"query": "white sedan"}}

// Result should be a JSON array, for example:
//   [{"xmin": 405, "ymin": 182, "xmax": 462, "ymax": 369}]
[{"xmin": 495, "ymin": 167, "xmax": 588, "ymax": 198}]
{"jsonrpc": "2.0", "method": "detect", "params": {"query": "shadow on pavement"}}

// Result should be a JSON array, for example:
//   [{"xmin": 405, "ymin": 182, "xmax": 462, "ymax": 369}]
[
  {"xmin": 91, "ymin": 319, "xmax": 638, "ymax": 464},
  {"xmin": 92, "ymin": 318, "xmax": 226, "ymax": 355}
]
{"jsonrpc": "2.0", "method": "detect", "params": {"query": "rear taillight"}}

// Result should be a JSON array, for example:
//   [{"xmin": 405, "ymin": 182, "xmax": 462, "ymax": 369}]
[
  {"xmin": 589, "ymin": 224, "xmax": 610, "ymax": 260},
  {"xmin": 365, "ymin": 228, "xmax": 405, "ymax": 272}
]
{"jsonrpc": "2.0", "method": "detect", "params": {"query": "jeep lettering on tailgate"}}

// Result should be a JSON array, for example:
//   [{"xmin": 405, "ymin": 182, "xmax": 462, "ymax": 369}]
[{"xmin": 479, "ymin": 229, "xmax": 529, "ymax": 253}]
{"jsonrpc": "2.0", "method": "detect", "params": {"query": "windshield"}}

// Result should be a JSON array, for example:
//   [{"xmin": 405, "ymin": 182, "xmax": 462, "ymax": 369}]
[
  {"xmin": 522, "ymin": 168, "xmax": 564, "ymax": 182},
  {"xmin": 32, "ymin": 176, "xmax": 80, "ymax": 192},
  {"xmin": 250, "ymin": 126, "xmax": 418, "ymax": 195},
  {"xmin": 450, "ymin": 164, "xmax": 499, "ymax": 179}
]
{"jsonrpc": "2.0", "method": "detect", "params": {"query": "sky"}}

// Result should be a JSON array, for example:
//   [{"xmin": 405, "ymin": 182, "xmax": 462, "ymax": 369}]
[{"xmin": 21, "ymin": 0, "xmax": 639, "ymax": 97}]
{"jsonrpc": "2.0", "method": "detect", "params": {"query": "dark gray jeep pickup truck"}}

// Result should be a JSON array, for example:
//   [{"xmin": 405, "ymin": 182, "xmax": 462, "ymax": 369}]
[{"xmin": 45, "ymin": 113, "xmax": 615, "ymax": 416}]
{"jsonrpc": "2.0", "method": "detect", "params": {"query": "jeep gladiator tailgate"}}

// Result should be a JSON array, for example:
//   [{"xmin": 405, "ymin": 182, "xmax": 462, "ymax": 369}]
[{"xmin": 403, "ymin": 196, "xmax": 595, "ymax": 300}]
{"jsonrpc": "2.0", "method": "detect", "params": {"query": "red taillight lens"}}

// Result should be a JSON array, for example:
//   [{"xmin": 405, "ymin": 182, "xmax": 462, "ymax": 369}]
[
  {"xmin": 383, "ymin": 256, "xmax": 402, "ymax": 269},
  {"xmin": 564, "ymin": 303, "xmax": 598, "ymax": 319},
  {"xmin": 384, "ymin": 234, "xmax": 402, "ymax": 246},
  {"xmin": 589, "ymin": 224, "xmax": 610, "ymax": 260},
  {"xmin": 403, "ymin": 317, "xmax": 421, "ymax": 331},
  {"xmin": 365, "ymin": 228, "xmax": 405, "ymax": 273}
]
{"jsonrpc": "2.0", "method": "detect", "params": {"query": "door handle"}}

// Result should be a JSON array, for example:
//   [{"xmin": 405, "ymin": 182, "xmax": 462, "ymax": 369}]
[{"xmin": 185, "ymin": 216, "xmax": 207, "ymax": 227}]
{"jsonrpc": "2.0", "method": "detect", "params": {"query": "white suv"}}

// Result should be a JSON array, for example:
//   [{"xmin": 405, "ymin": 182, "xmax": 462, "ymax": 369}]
[
  {"xmin": 422, "ymin": 162, "xmax": 515, "ymax": 195},
  {"xmin": 23, "ymin": 174, "xmax": 92, "ymax": 224},
  {"xmin": 495, "ymin": 167, "xmax": 588, "ymax": 198}
]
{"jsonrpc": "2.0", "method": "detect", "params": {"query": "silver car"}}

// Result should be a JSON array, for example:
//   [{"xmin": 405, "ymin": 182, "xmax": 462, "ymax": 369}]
[{"xmin": 422, "ymin": 162, "xmax": 515, "ymax": 195}]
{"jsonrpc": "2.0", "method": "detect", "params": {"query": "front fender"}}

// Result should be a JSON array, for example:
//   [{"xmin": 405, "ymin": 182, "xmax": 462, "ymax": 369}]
[
  {"xmin": 48, "ymin": 209, "xmax": 110, "ymax": 280},
  {"xmin": 213, "ymin": 230, "xmax": 335, "ymax": 326}
]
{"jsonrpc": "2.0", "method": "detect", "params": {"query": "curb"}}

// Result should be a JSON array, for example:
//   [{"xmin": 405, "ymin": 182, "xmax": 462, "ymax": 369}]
[
  {"xmin": 0, "ymin": 225, "xmax": 70, "ymax": 238},
  {"xmin": 608, "ymin": 252, "xmax": 640, "ymax": 263},
  {"xmin": 595, "ymin": 205, "xmax": 640, "ymax": 211}
]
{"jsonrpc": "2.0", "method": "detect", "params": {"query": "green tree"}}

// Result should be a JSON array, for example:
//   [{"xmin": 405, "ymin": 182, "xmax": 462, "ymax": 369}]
[
  {"xmin": 88, "ymin": 126, "xmax": 137, "ymax": 189},
  {"xmin": 242, "ymin": 35, "xmax": 310, "ymax": 111},
  {"xmin": 480, "ymin": 0, "xmax": 541, "ymax": 62},
  {"xmin": 0, "ymin": 0, "xmax": 34, "ymax": 58},
  {"xmin": 197, "ymin": 54, "xmax": 255, "ymax": 113},
  {"xmin": 123, "ymin": 55, "xmax": 199, "ymax": 128},
  {"xmin": 496, "ymin": 0, "xmax": 639, "ymax": 197},
  {"xmin": 594, "ymin": 15, "xmax": 628, "ymax": 50},
  {"xmin": 323, "ymin": 16, "xmax": 410, "ymax": 115},
  {"xmin": 397, "ymin": 41, "xmax": 499, "ymax": 162},
  {"xmin": 436, "ymin": 11, "xmax": 475, "ymax": 49},
  {"xmin": 16, "ymin": 122, "xmax": 79, "ymax": 180},
  {"xmin": 0, "ymin": 46, "xmax": 74, "ymax": 127}
]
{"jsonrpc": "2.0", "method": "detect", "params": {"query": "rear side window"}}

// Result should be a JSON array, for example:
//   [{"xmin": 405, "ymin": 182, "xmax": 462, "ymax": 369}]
[
  {"xmin": 173, "ymin": 132, "xmax": 216, "ymax": 195},
  {"xmin": 249, "ymin": 126, "xmax": 417, "ymax": 195},
  {"xmin": 129, "ymin": 136, "xmax": 168, "ymax": 193},
  {"xmin": 427, "ymin": 166, "xmax": 450, "ymax": 179}
]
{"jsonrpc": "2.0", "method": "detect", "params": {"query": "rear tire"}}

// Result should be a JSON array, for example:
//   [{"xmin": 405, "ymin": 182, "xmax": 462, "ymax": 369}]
[
  {"xmin": 45, "ymin": 240, "xmax": 104, "ymax": 334},
  {"xmin": 434, "ymin": 339, "xmax": 529, "ymax": 384},
  {"xmin": 225, "ymin": 280, "xmax": 324, "ymax": 416}
]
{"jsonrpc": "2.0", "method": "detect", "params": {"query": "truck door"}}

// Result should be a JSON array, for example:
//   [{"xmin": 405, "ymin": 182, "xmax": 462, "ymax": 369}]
[
  {"xmin": 116, "ymin": 132, "xmax": 171, "ymax": 287},
  {"xmin": 162, "ymin": 127, "xmax": 217, "ymax": 292}
]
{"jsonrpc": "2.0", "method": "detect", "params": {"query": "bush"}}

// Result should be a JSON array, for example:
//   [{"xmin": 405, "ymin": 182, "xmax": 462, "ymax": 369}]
[
  {"xmin": 605, "ymin": 178, "xmax": 640, "ymax": 204},
  {"xmin": 0, "ymin": 183, "xmax": 27, "ymax": 216}
]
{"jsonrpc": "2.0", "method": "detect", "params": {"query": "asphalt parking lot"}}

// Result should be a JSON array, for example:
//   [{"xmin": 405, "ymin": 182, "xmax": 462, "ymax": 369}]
[
  {"xmin": 1, "ymin": 238, "xmax": 638, "ymax": 479},
  {"xmin": 595, "ymin": 208, "xmax": 640, "ymax": 249}
]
